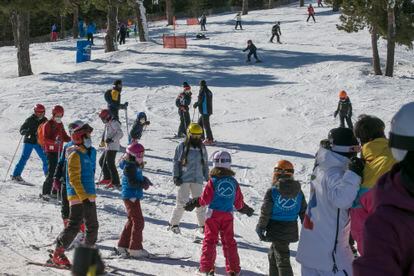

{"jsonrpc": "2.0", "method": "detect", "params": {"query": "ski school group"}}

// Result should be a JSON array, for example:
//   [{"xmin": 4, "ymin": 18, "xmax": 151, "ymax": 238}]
[{"xmin": 7, "ymin": 77, "xmax": 414, "ymax": 276}]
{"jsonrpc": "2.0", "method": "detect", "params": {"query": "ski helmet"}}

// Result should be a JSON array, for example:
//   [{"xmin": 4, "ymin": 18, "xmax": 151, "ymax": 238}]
[
  {"xmin": 187, "ymin": 123, "xmax": 203, "ymax": 137},
  {"xmin": 212, "ymin": 150, "xmax": 232, "ymax": 169},
  {"xmin": 247, "ymin": 39, "xmax": 252, "ymax": 44},
  {"xmin": 99, "ymin": 109, "xmax": 111, "ymax": 121},
  {"xmin": 136, "ymin": 112, "xmax": 147, "ymax": 121},
  {"xmin": 126, "ymin": 142, "xmax": 145, "ymax": 163},
  {"xmin": 71, "ymin": 123, "xmax": 93, "ymax": 145},
  {"xmin": 389, "ymin": 102, "xmax": 414, "ymax": 162},
  {"xmin": 183, "ymin": 81, "xmax": 190, "ymax": 88},
  {"xmin": 274, "ymin": 160, "xmax": 294, "ymax": 177},
  {"xmin": 328, "ymin": 127, "xmax": 360, "ymax": 156},
  {"xmin": 52, "ymin": 105, "xmax": 64, "ymax": 116},
  {"xmin": 68, "ymin": 120, "xmax": 84, "ymax": 136},
  {"xmin": 34, "ymin": 104, "xmax": 45, "ymax": 114},
  {"xmin": 339, "ymin": 90, "xmax": 348, "ymax": 100},
  {"xmin": 353, "ymin": 115, "xmax": 385, "ymax": 145},
  {"xmin": 113, "ymin": 79, "xmax": 122, "ymax": 87},
  {"xmin": 199, "ymin": 80, "xmax": 207, "ymax": 87}
]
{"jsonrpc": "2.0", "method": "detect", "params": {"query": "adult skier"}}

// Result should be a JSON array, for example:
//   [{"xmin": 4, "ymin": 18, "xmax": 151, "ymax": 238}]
[
  {"xmin": 296, "ymin": 127, "xmax": 363, "ymax": 275},
  {"xmin": 50, "ymin": 123, "xmax": 98, "ymax": 267},
  {"xmin": 51, "ymin": 24, "xmax": 58, "ymax": 42},
  {"xmin": 256, "ymin": 160, "xmax": 307, "ymax": 276},
  {"xmin": 119, "ymin": 24, "xmax": 127, "ymax": 45},
  {"xmin": 234, "ymin": 12, "xmax": 243, "ymax": 30},
  {"xmin": 104, "ymin": 79, "xmax": 128, "ymax": 120},
  {"xmin": 184, "ymin": 150, "xmax": 254, "ymax": 275},
  {"xmin": 243, "ymin": 40, "xmax": 261, "ymax": 63},
  {"xmin": 193, "ymin": 80, "xmax": 214, "ymax": 145},
  {"xmin": 353, "ymin": 102, "xmax": 414, "ymax": 275},
  {"xmin": 270, "ymin": 22, "xmax": 282, "ymax": 44},
  {"xmin": 168, "ymin": 123, "xmax": 209, "ymax": 235},
  {"xmin": 98, "ymin": 109, "xmax": 124, "ymax": 189},
  {"xmin": 334, "ymin": 90, "xmax": 353, "ymax": 129},
  {"xmin": 317, "ymin": 0, "xmax": 324, "ymax": 7},
  {"xmin": 176, "ymin": 82, "xmax": 192, "ymax": 138},
  {"xmin": 307, "ymin": 4, "xmax": 316, "ymax": 23},
  {"xmin": 41, "ymin": 105, "xmax": 71, "ymax": 199},
  {"xmin": 200, "ymin": 14, "xmax": 207, "ymax": 31},
  {"xmin": 11, "ymin": 104, "xmax": 48, "ymax": 182},
  {"xmin": 130, "ymin": 112, "xmax": 150, "ymax": 143},
  {"xmin": 86, "ymin": 21, "xmax": 96, "ymax": 45}
]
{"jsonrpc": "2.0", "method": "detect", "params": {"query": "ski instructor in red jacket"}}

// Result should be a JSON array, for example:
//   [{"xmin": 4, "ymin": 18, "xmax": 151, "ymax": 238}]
[{"xmin": 42, "ymin": 105, "xmax": 70, "ymax": 199}]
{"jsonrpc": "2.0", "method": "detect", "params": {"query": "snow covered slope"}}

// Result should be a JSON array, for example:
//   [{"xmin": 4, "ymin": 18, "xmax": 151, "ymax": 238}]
[{"xmin": 0, "ymin": 2, "xmax": 413, "ymax": 275}]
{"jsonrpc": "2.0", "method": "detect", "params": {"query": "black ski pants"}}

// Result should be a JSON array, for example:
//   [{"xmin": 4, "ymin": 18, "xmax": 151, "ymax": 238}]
[
  {"xmin": 201, "ymin": 23, "xmax": 206, "ymax": 31},
  {"xmin": 235, "ymin": 21, "xmax": 243, "ymax": 30},
  {"xmin": 340, "ymin": 115, "xmax": 353, "ymax": 129},
  {"xmin": 268, "ymin": 241, "xmax": 293, "ymax": 276},
  {"xmin": 307, "ymin": 14, "xmax": 316, "ymax": 22},
  {"xmin": 87, "ymin": 33, "xmax": 94, "ymax": 45},
  {"xmin": 247, "ymin": 51, "xmax": 259, "ymax": 61},
  {"xmin": 43, "ymin": 152, "xmax": 58, "ymax": 195},
  {"xmin": 198, "ymin": 114, "xmax": 214, "ymax": 141},
  {"xmin": 57, "ymin": 201, "xmax": 98, "ymax": 249},
  {"xmin": 119, "ymin": 34, "xmax": 126, "ymax": 45},
  {"xmin": 61, "ymin": 182, "xmax": 69, "ymax": 220},
  {"xmin": 318, "ymin": 2, "xmax": 324, "ymax": 7},
  {"xmin": 178, "ymin": 110, "xmax": 190, "ymax": 136},
  {"xmin": 270, "ymin": 34, "xmax": 281, "ymax": 43},
  {"xmin": 99, "ymin": 150, "xmax": 120, "ymax": 186}
]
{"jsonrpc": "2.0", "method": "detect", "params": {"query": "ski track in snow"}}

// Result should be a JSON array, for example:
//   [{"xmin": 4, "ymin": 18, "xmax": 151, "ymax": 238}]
[{"xmin": 0, "ymin": 2, "xmax": 413, "ymax": 275}]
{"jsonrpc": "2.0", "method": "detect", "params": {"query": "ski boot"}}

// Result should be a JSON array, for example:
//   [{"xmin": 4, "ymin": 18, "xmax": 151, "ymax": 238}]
[
  {"xmin": 51, "ymin": 247, "xmax": 71, "ymax": 267},
  {"xmin": 97, "ymin": 179, "xmax": 111, "ymax": 186},
  {"xmin": 129, "ymin": 249, "xmax": 149, "ymax": 258},
  {"xmin": 115, "ymin": 247, "xmax": 129, "ymax": 258},
  {"xmin": 167, "ymin": 224, "xmax": 181, "ymax": 234},
  {"xmin": 228, "ymin": 271, "xmax": 240, "ymax": 276},
  {"xmin": 11, "ymin": 175, "xmax": 24, "ymax": 182}
]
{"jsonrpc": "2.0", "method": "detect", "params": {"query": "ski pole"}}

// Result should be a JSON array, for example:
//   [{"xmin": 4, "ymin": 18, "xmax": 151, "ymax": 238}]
[
  {"xmin": 97, "ymin": 150, "xmax": 108, "ymax": 184},
  {"xmin": 3, "ymin": 135, "xmax": 23, "ymax": 182}
]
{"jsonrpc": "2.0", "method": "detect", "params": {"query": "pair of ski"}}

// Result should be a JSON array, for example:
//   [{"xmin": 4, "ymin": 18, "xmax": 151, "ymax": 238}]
[{"xmin": 106, "ymin": 247, "xmax": 191, "ymax": 261}]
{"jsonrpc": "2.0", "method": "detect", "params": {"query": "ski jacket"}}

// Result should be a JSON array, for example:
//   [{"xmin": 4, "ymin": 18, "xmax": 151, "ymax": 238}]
[
  {"xmin": 51, "ymin": 24, "xmax": 57, "ymax": 32},
  {"xmin": 243, "ymin": 43, "xmax": 257, "ymax": 53},
  {"xmin": 120, "ymin": 160, "xmax": 144, "ymax": 200},
  {"xmin": 272, "ymin": 24, "xmax": 281, "ymax": 35},
  {"xmin": 200, "ymin": 15, "xmax": 207, "ymax": 25},
  {"xmin": 176, "ymin": 91, "xmax": 192, "ymax": 112},
  {"xmin": 43, "ymin": 119, "xmax": 71, "ymax": 153},
  {"xmin": 198, "ymin": 168, "xmax": 245, "ymax": 213},
  {"xmin": 104, "ymin": 88, "xmax": 122, "ymax": 111},
  {"xmin": 130, "ymin": 113, "xmax": 148, "ymax": 141},
  {"xmin": 196, "ymin": 86, "xmax": 213, "ymax": 115},
  {"xmin": 257, "ymin": 178, "xmax": 307, "ymax": 243},
  {"xmin": 119, "ymin": 25, "xmax": 127, "ymax": 36},
  {"xmin": 350, "ymin": 138, "xmax": 396, "ymax": 254},
  {"xmin": 353, "ymin": 164, "xmax": 414, "ymax": 275},
  {"xmin": 308, "ymin": 6, "xmax": 315, "ymax": 15},
  {"xmin": 173, "ymin": 141, "xmax": 209, "ymax": 184},
  {"xmin": 296, "ymin": 147, "xmax": 360, "ymax": 274},
  {"xmin": 235, "ymin": 14, "xmax": 242, "ymax": 21},
  {"xmin": 103, "ymin": 119, "xmax": 123, "ymax": 151},
  {"xmin": 335, "ymin": 98, "xmax": 352, "ymax": 117},
  {"xmin": 87, "ymin": 23, "xmax": 96, "ymax": 34},
  {"xmin": 66, "ymin": 145, "xmax": 96, "ymax": 203},
  {"xmin": 19, "ymin": 114, "xmax": 47, "ymax": 144}
]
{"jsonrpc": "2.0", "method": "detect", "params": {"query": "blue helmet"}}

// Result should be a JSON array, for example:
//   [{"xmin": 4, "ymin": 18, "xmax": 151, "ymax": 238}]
[{"xmin": 137, "ymin": 112, "xmax": 147, "ymax": 121}]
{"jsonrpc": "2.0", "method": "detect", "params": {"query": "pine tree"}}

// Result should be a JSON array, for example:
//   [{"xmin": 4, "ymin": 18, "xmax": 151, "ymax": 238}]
[{"xmin": 242, "ymin": 0, "xmax": 248, "ymax": 15}]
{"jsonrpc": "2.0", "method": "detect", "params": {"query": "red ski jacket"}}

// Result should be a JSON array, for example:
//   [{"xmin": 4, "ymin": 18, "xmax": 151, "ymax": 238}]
[
  {"xmin": 43, "ymin": 119, "xmax": 71, "ymax": 153},
  {"xmin": 308, "ymin": 6, "xmax": 315, "ymax": 15}
]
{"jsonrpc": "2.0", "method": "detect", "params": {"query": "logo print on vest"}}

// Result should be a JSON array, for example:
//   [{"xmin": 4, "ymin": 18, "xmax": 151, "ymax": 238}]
[
  {"xmin": 216, "ymin": 179, "xmax": 235, "ymax": 198},
  {"xmin": 277, "ymin": 196, "xmax": 298, "ymax": 210}
]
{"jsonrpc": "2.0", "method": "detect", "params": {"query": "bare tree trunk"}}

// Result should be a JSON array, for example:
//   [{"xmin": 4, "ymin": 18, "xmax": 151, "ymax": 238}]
[
  {"xmin": 133, "ymin": 1, "xmax": 147, "ymax": 42},
  {"xmin": 371, "ymin": 26, "xmax": 382, "ymax": 75},
  {"xmin": 72, "ymin": 4, "xmax": 79, "ymax": 39},
  {"xmin": 300, "ymin": 0, "xmax": 304, "ymax": 7},
  {"xmin": 105, "ymin": 2, "xmax": 118, "ymax": 52},
  {"xmin": 242, "ymin": 0, "xmax": 249, "ymax": 15},
  {"xmin": 11, "ymin": 10, "xmax": 33, "ymax": 77},
  {"xmin": 60, "ymin": 13, "xmax": 66, "ymax": 39},
  {"xmin": 10, "ymin": 11, "xmax": 18, "ymax": 47},
  {"xmin": 268, "ymin": 0, "xmax": 273, "ymax": 9},
  {"xmin": 332, "ymin": 0, "xmax": 340, "ymax": 12},
  {"xmin": 166, "ymin": 0, "xmax": 174, "ymax": 26},
  {"xmin": 385, "ymin": 6, "xmax": 396, "ymax": 77}
]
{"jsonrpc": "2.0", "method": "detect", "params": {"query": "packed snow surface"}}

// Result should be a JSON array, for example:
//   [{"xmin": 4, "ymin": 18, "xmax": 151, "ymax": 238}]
[{"xmin": 0, "ymin": 2, "xmax": 413, "ymax": 275}]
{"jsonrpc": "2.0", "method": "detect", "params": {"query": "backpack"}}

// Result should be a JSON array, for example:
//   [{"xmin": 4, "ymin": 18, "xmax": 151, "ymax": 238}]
[{"xmin": 37, "ymin": 122, "xmax": 47, "ymax": 147}]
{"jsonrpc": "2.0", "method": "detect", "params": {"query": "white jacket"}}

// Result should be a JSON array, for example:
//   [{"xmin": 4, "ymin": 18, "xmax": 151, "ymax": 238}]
[
  {"xmin": 296, "ymin": 147, "xmax": 361, "ymax": 275},
  {"xmin": 104, "ymin": 120, "xmax": 123, "ymax": 151}
]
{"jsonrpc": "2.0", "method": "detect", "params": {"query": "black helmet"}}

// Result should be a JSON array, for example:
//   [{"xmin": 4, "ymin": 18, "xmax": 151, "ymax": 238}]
[
  {"xmin": 113, "ymin": 79, "xmax": 122, "ymax": 87},
  {"xmin": 200, "ymin": 80, "xmax": 207, "ymax": 86},
  {"xmin": 328, "ymin": 127, "xmax": 360, "ymax": 157}
]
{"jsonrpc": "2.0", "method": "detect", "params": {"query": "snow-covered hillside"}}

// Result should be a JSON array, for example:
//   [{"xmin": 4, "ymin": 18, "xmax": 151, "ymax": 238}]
[{"xmin": 0, "ymin": 2, "xmax": 413, "ymax": 275}]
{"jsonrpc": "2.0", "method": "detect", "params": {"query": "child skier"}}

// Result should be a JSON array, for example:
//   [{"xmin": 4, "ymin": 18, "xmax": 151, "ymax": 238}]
[
  {"xmin": 270, "ymin": 22, "xmax": 282, "ymax": 44},
  {"xmin": 98, "ymin": 109, "xmax": 124, "ymax": 189},
  {"xmin": 296, "ymin": 127, "xmax": 363, "ymax": 275},
  {"xmin": 256, "ymin": 160, "xmax": 307, "ymax": 276},
  {"xmin": 307, "ymin": 4, "xmax": 316, "ymax": 23},
  {"xmin": 317, "ymin": 0, "xmax": 324, "ymax": 7},
  {"xmin": 41, "ymin": 105, "xmax": 71, "ymax": 200},
  {"xmin": 104, "ymin": 79, "xmax": 128, "ymax": 120},
  {"xmin": 200, "ymin": 14, "xmax": 207, "ymax": 31},
  {"xmin": 184, "ymin": 150, "xmax": 254, "ymax": 276},
  {"xmin": 243, "ymin": 40, "xmax": 261, "ymax": 63},
  {"xmin": 235, "ymin": 12, "xmax": 243, "ymax": 30},
  {"xmin": 130, "ymin": 112, "xmax": 150, "ymax": 143},
  {"xmin": 176, "ymin": 82, "xmax": 192, "ymax": 138},
  {"xmin": 334, "ymin": 90, "xmax": 353, "ymax": 129},
  {"xmin": 51, "ymin": 123, "xmax": 98, "ymax": 267},
  {"xmin": 193, "ymin": 80, "xmax": 214, "ymax": 145},
  {"xmin": 11, "ymin": 104, "xmax": 48, "ymax": 182},
  {"xmin": 117, "ymin": 142, "xmax": 152, "ymax": 258}
]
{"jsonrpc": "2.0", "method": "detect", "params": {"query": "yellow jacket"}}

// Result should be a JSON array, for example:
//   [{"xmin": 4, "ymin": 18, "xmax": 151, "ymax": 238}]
[{"xmin": 360, "ymin": 138, "xmax": 396, "ymax": 189}]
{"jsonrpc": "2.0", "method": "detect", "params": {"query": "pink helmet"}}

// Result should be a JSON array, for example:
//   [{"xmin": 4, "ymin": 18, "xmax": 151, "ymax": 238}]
[
  {"xmin": 127, "ymin": 142, "xmax": 145, "ymax": 163},
  {"xmin": 212, "ymin": 150, "xmax": 232, "ymax": 169}
]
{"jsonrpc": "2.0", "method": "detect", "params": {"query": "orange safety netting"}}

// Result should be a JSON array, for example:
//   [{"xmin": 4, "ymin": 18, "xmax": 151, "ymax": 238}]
[
  {"xmin": 186, "ymin": 18, "xmax": 199, "ymax": 25},
  {"xmin": 163, "ymin": 35, "xmax": 187, "ymax": 49}
]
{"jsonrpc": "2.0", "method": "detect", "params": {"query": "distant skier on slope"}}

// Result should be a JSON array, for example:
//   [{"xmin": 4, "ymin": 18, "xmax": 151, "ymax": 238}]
[
  {"xmin": 307, "ymin": 4, "xmax": 316, "ymax": 23},
  {"xmin": 200, "ymin": 14, "xmax": 207, "ymax": 31},
  {"xmin": 334, "ymin": 90, "xmax": 353, "ymax": 129},
  {"xmin": 104, "ymin": 79, "xmax": 128, "ymax": 120},
  {"xmin": 184, "ymin": 150, "xmax": 254, "ymax": 276},
  {"xmin": 270, "ymin": 22, "xmax": 282, "ymax": 44},
  {"xmin": 234, "ymin": 12, "xmax": 243, "ymax": 30},
  {"xmin": 243, "ymin": 40, "xmax": 261, "ymax": 63},
  {"xmin": 130, "ymin": 112, "xmax": 150, "ymax": 143},
  {"xmin": 176, "ymin": 82, "xmax": 192, "ymax": 138}
]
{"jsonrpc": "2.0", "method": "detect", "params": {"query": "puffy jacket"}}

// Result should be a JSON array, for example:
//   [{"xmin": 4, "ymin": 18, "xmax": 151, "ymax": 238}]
[
  {"xmin": 66, "ymin": 145, "xmax": 96, "ymax": 203},
  {"xmin": 196, "ymin": 86, "xmax": 213, "ymax": 115},
  {"xmin": 120, "ymin": 160, "xmax": 144, "ymax": 200},
  {"xmin": 257, "ymin": 178, "xmax": 307, "ymax": 243},
  {"xmin": 19, "ymin": 114, "xmax": 47, "ymax": 144},
  {"xmin": 308, "ymin": 6, "xmax": 315, "ymax": 15},
  {"xmin": 104, "ymin": 88, "xmax": 121, "ymax": 110},
  {"xmin": 172, "ymin": 141, "xmax": 209, "ymax": 184},
  {"xmin": 87, "ymin": 23, "xmax": 96, "ymax": 34},
  {"xmin": 296, "ymin": 147, "xmax": 361, "ymax": 274},
  {"xmin": 243, "ymin": 43, "xmax": 257, "ymax": 53},
  {"xmin": 43, "ymin": 119, "xmax": 71, "ymax": 153},
  {"xmin": 335, "ymin": 98, "xmax": 352, "ymax": 117},
  {"xmin": 130, "ymin": 113, "xmax": 147, "ymax": 141},
  {"xmin": 353, "ymin": 164, "xmax": 414, "ymax": 275},
  {"xmin": 176, "ymin": 91, "xmax": 192, "ymax": 112},
  {"xmin": 103, "ymin": 119, "xmax": 123, "ymax": 151},
  {"xmin": 272, "ymin": 24, "xmax": 281, "ymax": 35}
]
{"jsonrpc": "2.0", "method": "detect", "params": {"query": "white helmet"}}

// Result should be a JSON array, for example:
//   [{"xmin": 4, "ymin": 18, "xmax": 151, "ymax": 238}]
[
  {"xmin": 389, "ymin": 102, "xmax": 414, "ymax": 161},
  {"xmin": 211, "ymin": 150, "xmax": 232, "ymax": 169}
]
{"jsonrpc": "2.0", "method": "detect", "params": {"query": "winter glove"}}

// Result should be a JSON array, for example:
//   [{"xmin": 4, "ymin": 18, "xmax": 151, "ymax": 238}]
[
  {"xmin": 105, "ymin": 138, "xmax": 113, "ymax": 143},
  {"xmin": 184, "ymin": 197, "xmax": 201, "ymax": 212},
  {"xmin": 142, "ymin": 176, "xmax": 152, "ymax": 190},
  {"xmin": 52, "ymin": 178, "xmax": 61, "ymax": 191},
  {"xmin": 255, "ymin": 226, "xmax": 266, "ymax": 241},
  {"xmin": 173, "ymin": 177, "xmax": 183, "ymax": 186},
  {"xmin": 99, "ymin": 140, "xmax": 106, "ymax": 148},
  {"xmin": 120, "ymin": 102, "xmax": 129, "ymax": 109},
  {"xmin": 144, "ymin": 121, "xmax": 151, "ymax": 126},
  {"xmin": 334, "ymin": 111, "xmax": 338, "ymax": 118},
  {"xmin": 238, "ymin": 204, "xmax": 254, "ymax": 217},
  {"xmin": 349, "ymin": 157, "xmax": 364, "ymax": 177},
  {"xmin": 193, "ymin": 102, "xmax": 199, "ymax": 109}
]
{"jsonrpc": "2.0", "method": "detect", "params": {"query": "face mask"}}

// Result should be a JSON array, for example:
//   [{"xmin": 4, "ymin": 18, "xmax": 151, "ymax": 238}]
[
  {"xmin": 54, "ymin": 117, "xmax": 62, "ymax": 123},
  {"xmin": 391, "ymin": 148, "xmax": 407, "ymax": 162},
  {"xmin": 83, "ymin": 138, "xmax": 92, "ymax": 148}
]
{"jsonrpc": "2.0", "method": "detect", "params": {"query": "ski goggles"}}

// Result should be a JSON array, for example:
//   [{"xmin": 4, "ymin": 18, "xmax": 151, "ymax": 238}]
[{"xmin": 273, "ymin": 167, "xmax": 294, "ymax": 175}]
